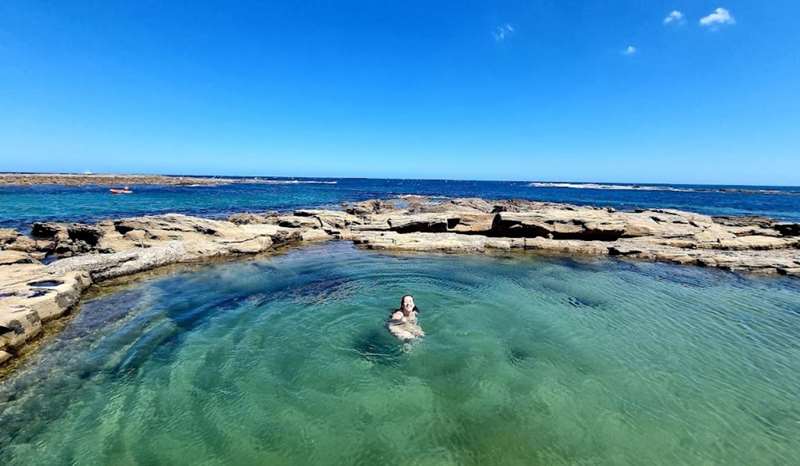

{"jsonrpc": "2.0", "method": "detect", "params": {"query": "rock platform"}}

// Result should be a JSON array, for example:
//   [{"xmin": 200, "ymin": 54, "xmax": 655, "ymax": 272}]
[{"xmin": 2, "ymin": 196, "xmax": 798, "ymax": 367}]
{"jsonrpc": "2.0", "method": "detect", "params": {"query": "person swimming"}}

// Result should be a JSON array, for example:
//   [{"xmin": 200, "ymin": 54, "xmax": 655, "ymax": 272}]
[{"xmin": 387, "ymin": 294, "xmax": 425, "ymax": 341}]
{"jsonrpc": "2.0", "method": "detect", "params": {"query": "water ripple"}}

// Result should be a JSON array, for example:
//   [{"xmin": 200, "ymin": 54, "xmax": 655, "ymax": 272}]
[{"xmin": 1, "ymin": 242, "xmax": 799, "ymax": 465}]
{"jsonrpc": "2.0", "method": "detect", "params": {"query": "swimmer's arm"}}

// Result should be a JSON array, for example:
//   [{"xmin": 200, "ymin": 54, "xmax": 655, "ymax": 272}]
[{"xmin": 389, "ymin": 311, "xmax": 404, "ymax": 323}]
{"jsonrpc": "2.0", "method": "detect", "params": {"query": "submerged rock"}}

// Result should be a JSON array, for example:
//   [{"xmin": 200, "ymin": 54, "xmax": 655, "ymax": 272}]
[
  {"xmin": 2, "ymin": 196, "xmax": 800, "ymax": 368},
  {"xmin": 0, "ymin": 214, "xmax": 327, "ymax": 367}
]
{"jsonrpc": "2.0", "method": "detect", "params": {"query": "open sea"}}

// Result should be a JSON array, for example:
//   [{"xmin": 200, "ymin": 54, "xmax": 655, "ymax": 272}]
[
  {"xmin": 2, "ymin": 177, "xmax": 800, "ymax": 232},
  {"xmin": 1, "ymin": 177, "xmax": 800, "ymax": 465}
]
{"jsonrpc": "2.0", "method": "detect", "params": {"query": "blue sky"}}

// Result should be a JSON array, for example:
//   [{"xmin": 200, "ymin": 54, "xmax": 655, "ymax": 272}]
[{"xmin": 0, "ymin": 1, "xmax": 798, "ymax": 184}]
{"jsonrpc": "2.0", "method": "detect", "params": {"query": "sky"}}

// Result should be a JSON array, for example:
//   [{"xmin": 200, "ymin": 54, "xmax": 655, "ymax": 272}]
[{"xmin": 0, "ymin": 1, "xmax": 798, "ymax": 185}]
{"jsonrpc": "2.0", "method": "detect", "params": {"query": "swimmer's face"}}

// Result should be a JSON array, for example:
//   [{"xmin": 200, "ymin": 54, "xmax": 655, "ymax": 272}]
[{"xmin": 401, "ymin": 296, "xmax": 415, "ymax": 313}]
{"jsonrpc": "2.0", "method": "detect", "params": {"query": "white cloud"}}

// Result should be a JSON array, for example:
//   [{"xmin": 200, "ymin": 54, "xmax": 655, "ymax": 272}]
[
  {"xmin": 493, "ymin": 23, "xmax": 515, "ymax": 42},
  {"xmin": 663, "ymin": 10, "xmax": 684, "ymax": 25},
  {"xmin": 622, "ymin": 45, "xmax": 637, "ymax": 56},
  {"xmin": 700, "ymin": 7, "xmax": 735, "ymax": 27}
]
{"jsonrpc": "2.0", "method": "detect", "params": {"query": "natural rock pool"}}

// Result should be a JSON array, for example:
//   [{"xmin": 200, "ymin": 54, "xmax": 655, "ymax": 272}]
[{"xmin": 1, "ymin": 242, "xmax": 799, "ymax": 465}]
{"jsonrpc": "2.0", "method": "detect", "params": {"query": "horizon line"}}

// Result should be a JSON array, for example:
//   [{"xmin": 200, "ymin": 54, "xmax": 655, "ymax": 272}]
[{"xmin": 1, "ymin": 171, "xmax": 799, "ymax": 189}]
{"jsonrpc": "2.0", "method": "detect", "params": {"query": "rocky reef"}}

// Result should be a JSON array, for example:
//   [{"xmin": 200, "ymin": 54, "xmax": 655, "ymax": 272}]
[
  {"xmin": 341, "ymin": 198, "xmax": 800, "ymax": 275},
  {"xmin": 0, "ymin": 173, "xmax": 237, "ymax": 186},
  {"xmin": 1, "ymin": 196, "xmax": 799, "ymax": 368}
]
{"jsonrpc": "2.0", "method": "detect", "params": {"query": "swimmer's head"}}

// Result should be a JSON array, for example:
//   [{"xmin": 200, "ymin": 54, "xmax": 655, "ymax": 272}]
[{"xmin": 400, "ymin": 295, "xmax": 418, "ymax": 314}]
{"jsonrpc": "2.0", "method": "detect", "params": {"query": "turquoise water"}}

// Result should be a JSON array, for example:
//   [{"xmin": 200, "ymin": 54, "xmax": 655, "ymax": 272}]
[{"xmin": 1, "ymin": 242, "xmax": 799, "ymax": 465}]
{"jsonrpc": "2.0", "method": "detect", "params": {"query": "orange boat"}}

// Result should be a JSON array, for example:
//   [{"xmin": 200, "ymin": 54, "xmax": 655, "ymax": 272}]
[{"xmin": 109, "ymin": 186, "xmax": 133, "ymax": 194}]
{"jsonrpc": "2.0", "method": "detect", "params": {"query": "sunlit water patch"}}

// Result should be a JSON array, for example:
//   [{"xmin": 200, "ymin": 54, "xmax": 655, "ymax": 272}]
[{"xmin": 1, "ymin": 242, "xmax": 799, "ymax": 465}]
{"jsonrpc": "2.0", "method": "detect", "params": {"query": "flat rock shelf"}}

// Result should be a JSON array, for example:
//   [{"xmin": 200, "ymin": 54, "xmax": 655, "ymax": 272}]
[{"xmin": 1, "ymin": 196, "xmax": 799, "ymax": 368}]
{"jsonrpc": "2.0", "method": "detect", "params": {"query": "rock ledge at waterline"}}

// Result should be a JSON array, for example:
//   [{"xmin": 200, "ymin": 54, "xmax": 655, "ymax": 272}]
[{"xmin": 2, "ymin": 196, "xmax": 799, "ymax": 367}]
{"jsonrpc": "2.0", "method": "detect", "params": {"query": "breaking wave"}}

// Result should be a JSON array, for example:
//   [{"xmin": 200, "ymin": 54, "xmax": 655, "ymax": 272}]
[
  {"xmin": 252, "ymin": 179, "xmax": 338, "ymax": 185},
  {"xmin": 528, "ymin": 182, "xmax": 800, "ymax": 196}
]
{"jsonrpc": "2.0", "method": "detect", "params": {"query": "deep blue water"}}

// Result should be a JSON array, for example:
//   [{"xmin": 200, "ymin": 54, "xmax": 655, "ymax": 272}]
[{"xmin": 2, "ymin": 177, "xmax": 800, "ymax": 231}]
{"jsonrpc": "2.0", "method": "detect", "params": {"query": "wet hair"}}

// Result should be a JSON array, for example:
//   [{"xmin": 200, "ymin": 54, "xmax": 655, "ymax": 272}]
[{"xmin": 398, "ymin": 294, "xmax": 420, "ymax": 314}]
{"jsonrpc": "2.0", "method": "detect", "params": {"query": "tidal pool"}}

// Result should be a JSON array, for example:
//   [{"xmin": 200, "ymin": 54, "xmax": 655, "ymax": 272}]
[{"xmin": 1, "ymin": 242, "xmax": 799, "ymax": 465}]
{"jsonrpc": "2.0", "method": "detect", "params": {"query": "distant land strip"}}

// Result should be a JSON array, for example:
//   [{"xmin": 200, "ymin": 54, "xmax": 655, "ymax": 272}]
[{"xmin": 0, "ymin": 173, "xmax": 249, "ymax": 186}]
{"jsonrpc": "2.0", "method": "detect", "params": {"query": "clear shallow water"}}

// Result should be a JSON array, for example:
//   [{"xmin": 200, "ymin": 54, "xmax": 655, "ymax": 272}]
[
  {"xmin": 1, "ymin": 242, "xmax": 799, "ymax": 465},
  {"xmin": 2, "ymin": 178, "xmax": 800, "ymax": 231}
]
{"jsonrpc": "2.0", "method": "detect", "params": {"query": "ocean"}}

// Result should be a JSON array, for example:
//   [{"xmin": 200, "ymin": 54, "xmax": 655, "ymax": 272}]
[
  {"xmin": 2, "ymin": 178, "xmax": 800, "ymax": 231},
  {"xmin": 2, "ymin": 178, "xmax": 800, "ymax": 465}
]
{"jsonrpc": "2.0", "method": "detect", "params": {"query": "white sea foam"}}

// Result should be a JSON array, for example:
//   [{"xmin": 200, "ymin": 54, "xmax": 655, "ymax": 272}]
[
  {"xmin": 252, "ymin": 179, "xmax": 338, "ymax": 185},
  {"xmin": 181, "ymin": 179, "xmax": 338, "ymax": 186},
  {"xmin": 528, "ymin": 182, "xmax": 798, "ymax": 196},
  {"xmin": 528, "ymin": 182, "xmax": 694, "ymax": 192}
]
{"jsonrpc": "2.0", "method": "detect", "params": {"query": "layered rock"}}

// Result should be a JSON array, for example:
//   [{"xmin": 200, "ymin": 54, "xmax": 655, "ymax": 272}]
[
  {"xmin": 340, "ymin": 198, "xmax": 800, "ymax": 277},
  {"xmin": 0, "ymin": 213, "xmax": 332, "ymax": 367},
  {"xmin": 0, "ymin": 267, "xmax": 91, "ymax": 365},
  {"xmin": 2, "ymin": 196, "xmax": 799, "ymax": 368}
]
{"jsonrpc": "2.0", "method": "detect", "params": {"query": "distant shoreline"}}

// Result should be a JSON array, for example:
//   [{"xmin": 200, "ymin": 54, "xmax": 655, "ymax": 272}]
[
  {"xmin": 0, "ymin": 173, "xmax": 314, "ymax": 186},
  {"xmin": 2, "ymin": 173, "xmax": 799, "ymax": 189},
  {"xmin": 0, "ymin": 173, "xmax": 243, "ymax": 187}
]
